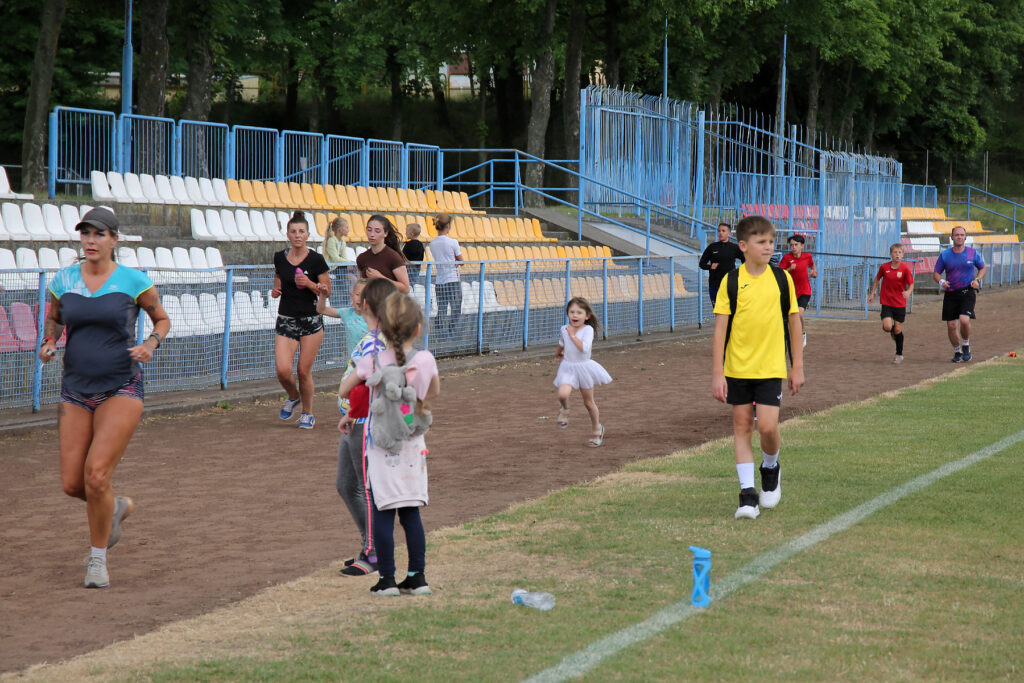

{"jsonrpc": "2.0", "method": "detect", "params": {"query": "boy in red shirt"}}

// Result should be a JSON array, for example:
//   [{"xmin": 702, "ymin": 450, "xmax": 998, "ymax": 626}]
[
  {"xmin": 778, "ymin": 234, "xmax": 816, "ymax": 347},
  {"xmin": 867, "ymin": 243, "xmax": 915, "ymax": 364}
]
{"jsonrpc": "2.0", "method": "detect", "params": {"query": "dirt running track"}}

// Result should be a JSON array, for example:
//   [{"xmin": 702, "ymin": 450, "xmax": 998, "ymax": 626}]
[{"xmin": 2, "ymin": 289, "xmax": 1022, "ymax": 673}]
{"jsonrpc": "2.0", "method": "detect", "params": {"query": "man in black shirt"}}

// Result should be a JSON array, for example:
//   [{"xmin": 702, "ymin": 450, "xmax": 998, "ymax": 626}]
[{"xmin": 699, "ymin": 222, "xmax": 745, "ymax": 304}]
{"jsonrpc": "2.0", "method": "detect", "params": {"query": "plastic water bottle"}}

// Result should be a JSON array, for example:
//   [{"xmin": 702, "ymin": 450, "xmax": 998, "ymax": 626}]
[
  {"xmin": 295, "ymin": 267, "xmax": 305, "ymax": 289},
  {"xmin": 511, "ymin": 588, "xmax": 555, "ymax": 611},
  {"xmin": 689, "ymin": 545, "xmax": 711, "ymax": 607}
]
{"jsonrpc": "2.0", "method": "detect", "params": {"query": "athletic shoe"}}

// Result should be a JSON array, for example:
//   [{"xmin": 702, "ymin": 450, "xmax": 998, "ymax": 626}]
[
  {"xmin": 951, "ymin": 351, "xmax": 963, "ymax": 363},
  {"xmin": 892, "ymin": 355, "xmax": 903, "ymax": 365},
  {"xmin": 339, "ymin": 557, "xmax": 376, "ymax": 576},
  {"xmin": 734, "ymin": 487, "xmax": 760, "ymax": 520},
  {"xmin": 83, "ymin": 557, "xmax": 109, "ymax": 589},
  {"xmin": 297, "ymin": 412, "xmax": 315, "ymax": 429},
  {"xmin": 962, "ymin": 346, "xmax": 972, "ymax": 362},
  {"xmin": 759, "ymin": 465, "xmax": 781, "ymax": 509},
  {"xmin": 107, "ymin": 495, "xmax": 134, "ymax": 549},
  {"xmin": 397, "ymin": 572, "xmax": 433, "ymax": 596},
  {"xmin": 370, "ymin": 575, "xmax": 400, "ymax": 596},
  {"xmin": 280, "ymin": 397, "xmax": 301, "ymax": 420},
  {"xmin": 802, "ymin": 333, "xmax": 807, "ymax": 348}
]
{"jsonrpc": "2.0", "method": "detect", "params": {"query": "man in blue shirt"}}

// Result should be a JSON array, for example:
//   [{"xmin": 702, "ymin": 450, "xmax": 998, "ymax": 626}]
[{"xmin": 932, "ymin": 226, "xmax": 986, "ymax": 362}]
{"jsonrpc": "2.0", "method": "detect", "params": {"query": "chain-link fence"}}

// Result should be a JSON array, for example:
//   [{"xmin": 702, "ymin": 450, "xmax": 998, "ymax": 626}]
[{"xmin": 4, "ymin": 247, "xmax": 1021, "ymax": 410}]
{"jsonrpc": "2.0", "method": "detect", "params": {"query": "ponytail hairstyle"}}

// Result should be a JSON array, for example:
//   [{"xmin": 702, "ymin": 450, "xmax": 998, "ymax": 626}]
[
  {"xmin": 379, "ymin": 292, "xmax": 429, "ymax": 414},
  {"xmin": 360, "ymin": 278, "xmax": 397, "ymax": 320},
  {"xmin": 329, "ymin": 215, "xmax": 349, "ymax": 238},
  {"xmin": 287, "ymin": 211, "xmax": 309, "ymax": 235},
  {"xmin": 368, "ymin": 214, "xmax": 402, "ymax": 254},
  {"xmin": 566, "ymin": 296, "xmax": 602, "ymax": 331}
]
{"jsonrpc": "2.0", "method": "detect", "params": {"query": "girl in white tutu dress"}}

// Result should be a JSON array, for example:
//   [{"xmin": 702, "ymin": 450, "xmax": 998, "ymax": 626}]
[{"xmin": 555, "ymin": 297, "xmax": 612, "ymax": 446}]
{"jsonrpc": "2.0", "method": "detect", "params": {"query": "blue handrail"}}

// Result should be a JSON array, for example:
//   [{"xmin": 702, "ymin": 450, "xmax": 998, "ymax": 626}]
[{"xmin": 946, "ymin": 185, "xmax": 1024, "ymax": 236}]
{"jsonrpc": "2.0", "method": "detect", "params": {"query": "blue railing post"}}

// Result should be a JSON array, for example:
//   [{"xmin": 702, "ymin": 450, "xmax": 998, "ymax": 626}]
[
  {"xmin": 514, "ymin": 151, "xmax": 521, "ymax": 216},
  {"xmin": 226, "ymin": 127, "xmax": 235, "ymax": 179},
  {"xmin": 645, "ymin": 204, "xmax": 651, "ymax": 256},
  {"xmin": 669, "ymin": 257, "xmax": 676, "ymax": 331},
  {"xmin": 423, "ymin": 263, "xmax": 434, "ymax": 350},
  {"xmin": 564, "ymin": 260, "xmax": 571, "ymax": 303},
  {"xmin": 578, "ymin": 87, "xmax": 587, "ymax": 227},
  {"xmin": 47, "ymin": 111, "xmax": 58, "ymax": 198},
  {"xmin": 172, "ymin": 123, "xmax": 182, "ymax": 177},
  {"xmin": 118, "ymin": 114, "xmax": 129, "ymax": 173},
  {"xmin": 274, "ymin": 134, "xmax": 285, "ymax": 182},
  {"xmin": 966, "ymin": 186, "xmax": 971, "ymax": 220},
  {"xmin": 436, "ymin": 151, "xmax": 444, "ymax": 192},
  {"xmin": 476, "ymin": 262, "xmax": 486, "ymax": 354},
  {"xmin": 601, "ymin": 258, "xmax": 609, "ymax": 339},
  {"xmin": 489, "ymin": 159, "xmax": 495, "ymax": 208},
  {"xmin": 220, "ymin": 269, "xmax": 234, "ymax": 389},
  {"xmin": 693, "ymin": 110, "xmax": 706, "ymax": 237},
  {"xmin": 637, "ymin": 258, "xmax": 644, "ymax": 335},
  {"xmin": 815, "ymin": 153, "xmax": 826, "ymax": 315},
  {"xmin": 523, "ymin": 261, "xmax": 532, "ymax": 348},
  {"xmin": 320, "ymin": 140, "xmax": 329, "ymax": 186},
  {"xmin": 32, "ymin": 273, "xmax": 47, "ymax": 412},
  {"xmin": 400, "ymin": 145, "xmax": 409, "ymax": 189},
  {"xmin": 359, "ymin": 144, "xmax": 369, "ymax": 186}
]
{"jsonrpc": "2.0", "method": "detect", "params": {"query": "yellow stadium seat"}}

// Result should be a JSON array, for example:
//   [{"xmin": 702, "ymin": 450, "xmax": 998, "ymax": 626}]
[
  {"xmin": 283, "ymin": 182, "xmax": 304, "ymax": 208},
  {"xmin": 354, "ymin": 186, "xmax": 371, "ymax": 210},
  {"xmin": 300, "ymin": 183, "xmax": 322, "ymax": 209},
  {"xmin": 252, "ymin": 181, "xmax": 278, "ymax": 208},
  {"xmin": 334, "ymin": 185, "xmax": 354, "ymax": 209},
  {"xmin": 236, "ymin": 179, "xmax": 260, "ymax": 207},
  {"xmin": 425, "ymin": 190, "xmax": 441, "ymax": 211},
  {"xmin": 323, "ymin": 184, "xmax": 342, "ymax": 208},
  {"xmin": 312, "ymin": 183, "xmax": 331, "ymax": 208},
  {"xmin": 266, "ymin": 182, "xmax": 290, "ymax": 208},
  {"xmin": 225, "ymin": 179, "xmax": 246, "ymax": 205},
  {"xmin": 313, "ymin": 213, "xmax": 329, "ymax": 237},
  {"xmin": 382, "ymin": 187, "xmax": 399, "ymax": 210}
]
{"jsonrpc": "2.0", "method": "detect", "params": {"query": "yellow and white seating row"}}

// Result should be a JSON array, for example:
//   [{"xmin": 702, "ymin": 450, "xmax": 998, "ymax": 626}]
[
  {"xmin": 446, "ymin": 215, "xmax": 554, "ymax": 243},
  {"xmin": 905, "ymin": 219, "xmax": 1018, "ymax": 243},
  {"xmin": 1, "ymin": 202, "xmax": 141, "ymax": 242},
  {"xmin": 0, "ymin": 168, "xmax": 32, "ymax": 200},
  {"xmin": 492, "ymin": 273, "xmax": 691, "ymax": 309},
  {"xmin": 443, "ymin": 244, "xmax": 615, "ymax": 272},
  {"xmin": 901, "ymin": 207, "xmax": 947, "ymax": 221},
  {"xmin": 226, "ymin": 180, "xmax": 483, "ymax": 216}
]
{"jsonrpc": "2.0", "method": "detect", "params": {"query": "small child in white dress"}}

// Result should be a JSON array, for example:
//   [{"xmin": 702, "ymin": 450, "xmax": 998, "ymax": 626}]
[{"xmin": 555, "ymin": 297, "xmax": 612, "ymax": 446}]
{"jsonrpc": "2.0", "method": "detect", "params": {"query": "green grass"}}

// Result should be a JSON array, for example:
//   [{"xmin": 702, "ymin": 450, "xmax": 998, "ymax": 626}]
[
  {"xmin": 946, "ymin": 199, "xmax": 1024, "ymax": 237},
  {"xmin": 95, "ymin": 357, "xmax": 1024, "ymax": 682}
]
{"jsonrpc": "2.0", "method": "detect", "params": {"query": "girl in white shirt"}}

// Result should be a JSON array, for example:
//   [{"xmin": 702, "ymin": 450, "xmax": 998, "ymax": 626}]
[{"xmin": 554, "ymin": 297, "xmax": 611, "ymax": 446}]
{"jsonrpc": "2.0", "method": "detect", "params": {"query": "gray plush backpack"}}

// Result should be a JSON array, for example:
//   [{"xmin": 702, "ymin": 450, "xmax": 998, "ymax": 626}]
[{"xmin": 366, "ymin": 352, "xmax": 433, "ymax": 453}]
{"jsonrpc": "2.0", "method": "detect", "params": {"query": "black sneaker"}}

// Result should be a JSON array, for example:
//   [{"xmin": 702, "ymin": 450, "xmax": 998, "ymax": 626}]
[
  {"xmin": 397, "ymin": 572, "xmax": 433, "ymax": 596},
  {"xmin": 734, "ymin": 487, "xmax": 760, "ymax": 519},
  {"xmin": 339, "ymin": 557, "xmax": 376, "ymax": 576},
  {"xmin": 759, "ymin": 464, "xmax": 781, "ymax": 509},
  {"xmin": 961, "ymin": 346, "xmax": 972, "ymax": 362},
  {"xmin": 951, "ymin": 350, "xmax": 963, "ymax": 363},
  {"xmin": 370, "ymin": 575, "xmax": 400, "ymax": 596}
]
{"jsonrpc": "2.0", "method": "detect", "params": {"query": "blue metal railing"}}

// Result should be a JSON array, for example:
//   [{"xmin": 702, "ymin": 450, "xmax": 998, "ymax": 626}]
[
  {"xmin": 946, "ymin": 185, "xmax": 1024, "ymax": 236},
  {"xmin": 903, "ymin": 183, "xmax": 938, "ymax": 208}
]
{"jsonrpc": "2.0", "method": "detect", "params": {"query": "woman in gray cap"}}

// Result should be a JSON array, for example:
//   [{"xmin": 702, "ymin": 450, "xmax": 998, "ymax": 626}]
[{"xmin": 38, "ymin": 207, "xmax": 171, "ymax": 589}]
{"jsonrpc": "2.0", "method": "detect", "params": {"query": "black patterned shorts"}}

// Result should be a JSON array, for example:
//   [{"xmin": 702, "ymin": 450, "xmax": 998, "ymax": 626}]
[
  {"xmin": 275, "ymin": 314, "xmax": 324, "ymax": 340},
  {"xmin": 61, "ymin": 371, "xmax": 144, "ymax": 413}
]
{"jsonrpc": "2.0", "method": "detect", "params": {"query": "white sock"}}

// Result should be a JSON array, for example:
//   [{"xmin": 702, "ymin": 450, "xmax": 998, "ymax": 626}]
[
  {"xmin": 761, "ymin": 450, "xmax": 779, "ymax": 469},
  {"xmin": 736, "ymin": 462, "xmax": 756, "ymax": 490},
  {"xmin": 962, "ymin": 339, "xmax": 970, "ymax": 347},
  {"xmin": 90, "ymin": 546, "xmax": 107, "ymax": 563}
]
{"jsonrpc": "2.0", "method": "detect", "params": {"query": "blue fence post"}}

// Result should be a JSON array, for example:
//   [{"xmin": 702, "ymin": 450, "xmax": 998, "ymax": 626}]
[
  {"xmin": 815, "ymin": 153, "xmax": 826, "ymax": 315},
  {"xmin": 489, "ymin": 159, "xmax": 495, "ymax": 208},
  {"xmin": 514, "ymin": 152, "xmax": 521, "ymax": 216},
  {"xmin": 436, "ymin": 151, "xmax": 444, "ymax": 192},
  {"xmin": 637, "ymin": 258, "xmax": 644, "ymax": 335},
  {"xmin": 400, "ymin": 145, "xmax": 409, "ymax": 189},
  {"xmin": 669, "ymin": 257, "xmax": 676, "ymax": 331},
  {"xmin": 220, "ymin": 269, "xmax": 234, "ymax": 389},
  {"xmin": 47, "ymin": 111, "xmax": 58, "ymax": 198},
  {"xmin": 578, "ymin": 87, "xmax": 587, "ymax": 221},
  {"xmin": 564, "ymin": 259, "xmax": 571, "ymax": 303},
  {"xmin": 118, "ymin": 114, "xmax": 129, "ymax": 173},
  {"xmin": 226, "ymin": 127, "xmax": 235, "ymax": 179},
  {"xmin": 477, "ymin": 262, "xmax": 486, "ymax": 353},
  {"xmin": 423, "ymin": 263, "xmax": 434, "ymax": 350},
  {"xmin": 697, "ymin": 257, "xmax": 703, "ymax": 326},
  {"xmin": 320, "ymin": 140, "xmax": 329, "ymax": 186},
  {"xmin": 788, "ymin": 124, "xmax": 797, "ymax": 234},
  {"xmin": 645, "ymin": 204, "xmax": 651, "ymax": 256},
  {"xmin": 360, "ymin": 143, "xmax": 369, "ymax": 186},
  {"xmin": 172, "ymin": 122, "xmax": 182, "ymax": 177},
  {"xmin": 32, "ymin": 274, "xmax": 47, "ymax": 412},
  {"xmin": 693, "ymin": 110, "xmax": 706, "ymax": 237},
  {"xmin": 523, "ymin": 261, "xmax": 532, "ymax": 348}
]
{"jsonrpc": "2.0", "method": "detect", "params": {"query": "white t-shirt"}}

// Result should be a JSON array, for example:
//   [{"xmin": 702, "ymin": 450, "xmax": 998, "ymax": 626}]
[{"xmin": 429, "ymin": 234, "xmax": 461, "ymax": 284}]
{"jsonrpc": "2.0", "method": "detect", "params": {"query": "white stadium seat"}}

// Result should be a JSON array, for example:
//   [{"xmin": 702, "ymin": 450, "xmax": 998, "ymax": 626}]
[
  {"xmin": 154, "ymin": 247, "xmax": 179, "ymax": 284},
  {"xmin": 169, "ymin": 175, "xmax": 192, "ymax": 204},
  {"xmin": 212, "ymin": 178, "xmax": 245, "ymax": 207},
  {"xmin": 0, "ymin": 248, "xmax": 28, "ymax": 290},
  {"xmin": 0, "ymin": 167, "xmax": 33, "ymax": 199},
  {"xmin": 117, "ymin": 247, "xmax": 140, "ymax": 268},
  {"xmin": 60, "ymin": 205, "xmax": 80, "ymax": 237},
  {"xmin": 180, "ymin": 294, "xmax": 216, "ymax": 335},
  {"xmin": 106, "ymin": 172, "xmax": 133, "ymax": 203},
  {"xmin": 140, "ymin": 174, "xmax": 169, "ymax": 203},
  {"xmin": 190, "ymin": 208, "xmax": 214, "ymax": 240},
  {"xmin": 58, "ymin": 246, "xmax": 79, "ymax": 267},
  {"xmin": 2, "ymin": 202, "xmax": 31, "ymax": 240},
  {"xmin": 123, "ymin": 173, "xmax": 154, "ymax": 203},
  {"xmin": 41, "ymin": 204, "xmax": 68, "ymax": 239},
  {"xmin": 154, "ymin": 174, "xmax": 179, "ymax": 204},
  {"xmin": 184, "ymin": 176, "xmax": 207, "ymax": 205},
  {"xmin": 15, "ymin": 247, "xmax": 42, "ymax": 289},
  {"xmin": 204, "ymin": 209, "xmax": 229, "ymax": 240},
  {"xmin": 21, "ymin": 203, "xmax": 51, "ymax": 240},
  {"xmin": 219, "ymin": 208, "xmax": 242, "ymax": 241},
  {"xmin": 90, "ymin": 171, "xmax": 116, "ymax": 203},
  {"xmin": 38, "ymin": 247, "xmax": 61, "ymax": 272}
]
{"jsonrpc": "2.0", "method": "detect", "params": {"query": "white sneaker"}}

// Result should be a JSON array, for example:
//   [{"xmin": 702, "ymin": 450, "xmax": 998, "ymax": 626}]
[
  {"xmin": 759, "ymin": 465, "xmax": 781, "ymax": 509},
  {"xmin": 892, "ymin": 355, "xmax": 903, "ymax": 365},
  {"xmin": 84, "ymin": 557, "xmax": 109, "ymax": 588},
  {"xmin": 107, "ymin": 495, "xmax": 134, "ymax": 548},
  {"xmin": 734, "ymin": 488, "xmax": 760, "ymax": 519}
]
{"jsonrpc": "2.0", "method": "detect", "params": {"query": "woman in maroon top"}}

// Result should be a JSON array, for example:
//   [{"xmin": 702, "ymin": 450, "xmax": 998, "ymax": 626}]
[{"xmin": 355, "ymin": 214, "xmax": 410, "ymax": 294}]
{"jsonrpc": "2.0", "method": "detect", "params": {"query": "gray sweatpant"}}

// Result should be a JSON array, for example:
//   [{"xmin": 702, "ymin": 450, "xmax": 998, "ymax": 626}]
[{"xmin": 336, "ymin": 422, "xmax": 372, "ymax": 558}]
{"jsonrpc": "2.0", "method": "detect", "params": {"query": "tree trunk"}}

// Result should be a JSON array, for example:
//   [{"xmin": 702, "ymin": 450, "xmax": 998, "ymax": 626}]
[
  {"xmin": 387, "ymin": 46, "xmax": 403, "ymax": 141},
  {"xmin": 284, "ymin": 54, "xmax": 299, "ymax": 128},
  {"xmin": 773, "ymin": 35, "xmax": 786, "ymax": 163},
  {"xmin": 524, "ymin": 0, "xmax": 558, "ymax": 208},
  {"xmin": 137, "ymin": 0, "xmax": 170, "ymax": 117},
  {"xmin": 804, "ymin": 45, "xmax": 821, "ymax": 168},
  {"xmin": 429, "ymin": 72, "xmax": 451, "ymax": 129},
  {"xmin": 562, "ymin": 2, "xmax": 586, "ymax": 161},
  {"xmin": 21, "ymin": 0, "xmax": 68, "ymax": 195},
  {"xmin": 604, "ymin": 0, "xmax": 620, "ymax": 87},
  {"xmin": 180, "ymin": 1, "xmax": 214, "ymax": 122},
  {"xmin": 494, "ymin": 50, "xmax": 526, "ymax": 147},
  {"xmin": 476, "ymin": 64, "xmax": 488, "ymax": 191}
]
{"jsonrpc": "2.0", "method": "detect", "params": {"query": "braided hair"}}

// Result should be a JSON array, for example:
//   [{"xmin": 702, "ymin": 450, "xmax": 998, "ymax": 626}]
[{"xmin": 379, "ymin": 292, "xmax": 429, "ymax": 413}]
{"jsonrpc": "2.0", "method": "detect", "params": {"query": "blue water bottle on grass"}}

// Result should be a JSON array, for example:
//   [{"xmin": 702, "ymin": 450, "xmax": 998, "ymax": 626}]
[{"xmin": 689, "ymin": 546, "xmax": 711, "ymax": 607}]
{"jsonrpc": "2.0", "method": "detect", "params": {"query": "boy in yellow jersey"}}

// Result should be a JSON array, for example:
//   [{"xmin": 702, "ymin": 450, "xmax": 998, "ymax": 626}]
[{"xmin": 711, "ymin": 215, "xmax": 805, "ymax": 519}]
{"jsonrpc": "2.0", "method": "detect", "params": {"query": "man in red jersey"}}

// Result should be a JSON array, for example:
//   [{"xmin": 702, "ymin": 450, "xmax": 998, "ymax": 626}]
[{"xmin": 778, "ymin": 234, "xmax": 816, "ymax": 347}]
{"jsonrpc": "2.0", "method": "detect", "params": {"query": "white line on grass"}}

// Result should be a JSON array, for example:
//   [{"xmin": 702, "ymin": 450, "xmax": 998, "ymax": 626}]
[{"xmin": 525, "ymin": 428, "xmax": 1024, "ymax": 683}]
